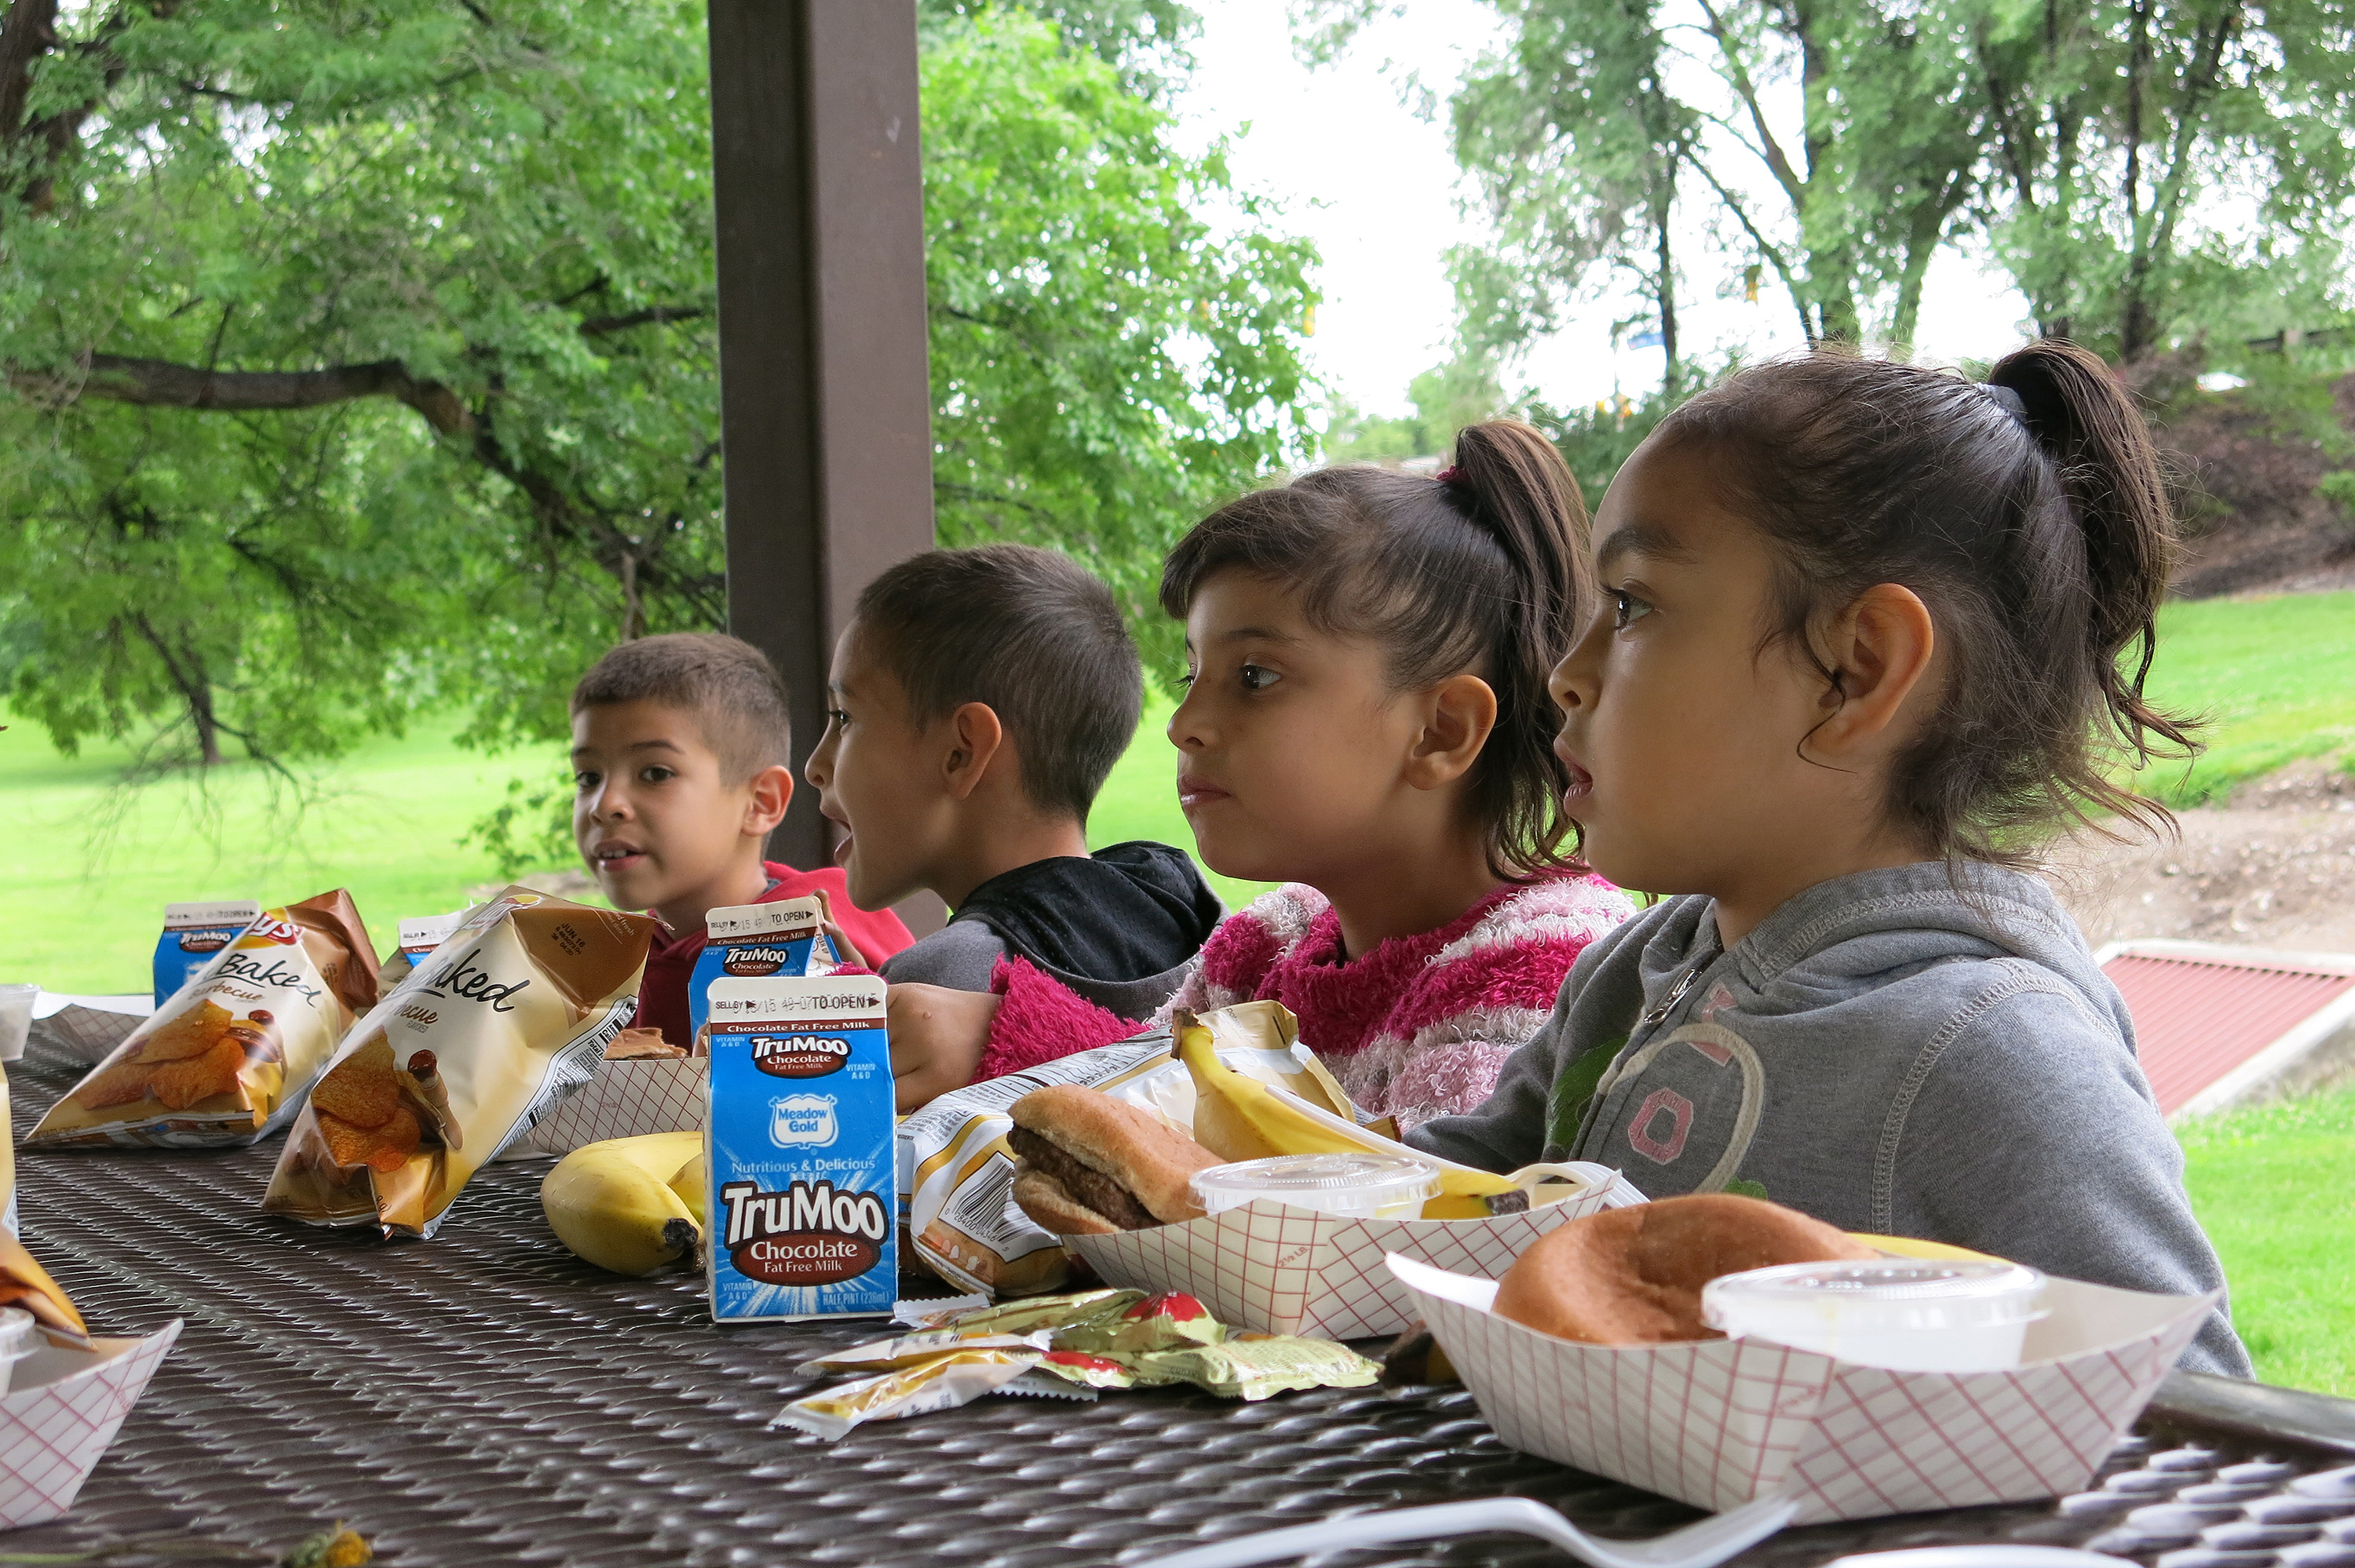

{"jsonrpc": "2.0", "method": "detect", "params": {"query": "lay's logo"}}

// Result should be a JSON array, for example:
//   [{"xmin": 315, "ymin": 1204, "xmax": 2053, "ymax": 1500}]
[{"xmin": 234, "ymin": 915, "xmax": 304, "ymax": 948}]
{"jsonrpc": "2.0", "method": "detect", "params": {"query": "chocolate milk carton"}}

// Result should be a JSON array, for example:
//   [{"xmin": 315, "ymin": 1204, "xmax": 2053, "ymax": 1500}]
[
  {"xmin": 687, "ymin": 898, "xmax": 836, "ymax": 1051},
  {"xmin": 153, "ymin": 901, "xmax": 261, "ymax": 1009},
  {"xmin": 705, "ymin": 975, "xmax": 895, "ymax": 1322}
]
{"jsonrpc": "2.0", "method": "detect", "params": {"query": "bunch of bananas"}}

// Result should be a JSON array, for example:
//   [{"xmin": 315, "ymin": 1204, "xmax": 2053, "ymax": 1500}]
[
  {"xmin": 540, "ymin": 1129, "xmax": 706, "ymax": 1276},
  {"xmin": 1174, "ymin": 1017, "xmax": 1528, "ymax": 1220}
]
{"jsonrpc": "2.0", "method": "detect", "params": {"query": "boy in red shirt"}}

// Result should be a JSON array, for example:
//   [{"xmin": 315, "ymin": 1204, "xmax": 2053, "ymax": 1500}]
[{"xmin": 571, "ymin": 633, "xmax": 913, "ymax": 1045}]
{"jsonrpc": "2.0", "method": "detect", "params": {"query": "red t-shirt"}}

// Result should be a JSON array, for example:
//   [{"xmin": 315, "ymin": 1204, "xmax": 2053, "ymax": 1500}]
[{"xmin": 631, "ymin": 862, "xmax": 915, "ymax": 1046}]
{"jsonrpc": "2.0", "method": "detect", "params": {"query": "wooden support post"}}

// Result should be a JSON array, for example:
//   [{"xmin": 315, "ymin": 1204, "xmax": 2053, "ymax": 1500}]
[{"xmin": 706, "ymin": 0, "xmax": 937, "ymax": 928}]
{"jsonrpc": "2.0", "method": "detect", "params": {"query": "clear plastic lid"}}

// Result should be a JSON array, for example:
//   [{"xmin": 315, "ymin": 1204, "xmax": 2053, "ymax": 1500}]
[
  {"xmin": 0, "ymin": 1307, "xmax": 39, "ymax": 1359},
  {"xmin": 1703, "ymin": 1258, "xmax": 2046, "ymax": 1333},
  {"xmin": 1190, "ymin": 1153, "xmax": 1444, "ymax": 1218}
]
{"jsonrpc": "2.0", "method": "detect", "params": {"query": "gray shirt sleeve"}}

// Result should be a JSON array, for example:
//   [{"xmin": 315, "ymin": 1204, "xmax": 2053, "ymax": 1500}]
[
  {"xmin": 1888, "ymin": 977, "xmax": 2252, "ymax": 1377},
  {"xmin": 878, "ymin": 920, "xmax": 1007, "ymax": 994}
]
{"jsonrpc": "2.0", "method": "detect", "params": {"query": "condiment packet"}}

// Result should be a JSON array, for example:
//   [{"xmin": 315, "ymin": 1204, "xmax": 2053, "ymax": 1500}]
[
  {"xmin": 1052, "ymin": 1290, "xmax": 1225, "ymax": 1355},
  {"xmin": 773, "ymin": 1348, "xmax": 1039, "ymax": 1441},
  {"xmin": 893, "ymin": 1293, "xmax": 988, "ymax": 1328},
  {"xmin": 795, "ymin": 1329, "xmax": 1046, "ymax": 1376},
  {"xmin": 1137, "ymin": 1336, "xmax": 1381, "ymax": 1401},
  {"xmin": 904, "ymin": 1287, "xmax": 1143, "ymax": 1336},
  {"xmin": 1022, "ymin": 1348, "xmax": 1177, "ymax": 1390}
]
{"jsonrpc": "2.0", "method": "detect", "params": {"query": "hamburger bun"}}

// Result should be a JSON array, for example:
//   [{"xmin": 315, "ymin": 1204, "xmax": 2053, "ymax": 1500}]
[
  {"xmin": 1008, "ymin": 1085, "xmax": 1223, "ymax": 1232},
  {"xmin": 1494, "ymin": 1192, "xmax": 1879, "ymax": 1344}
]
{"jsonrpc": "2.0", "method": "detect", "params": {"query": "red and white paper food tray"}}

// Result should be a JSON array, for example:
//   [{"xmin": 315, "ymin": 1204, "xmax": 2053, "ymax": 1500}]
[
  {"xmin": 1387, "ymin": 1253, "xmax": 2214, "ymax": 1524},
  {"xmin": 27, "ymin": 994, "xmax": 153, "ymax": 1064},
  {"xmin": 1064, "ymin": 1163, "xmax": 1644, "ymax": 1340},
  {"xmin": 0, "ymin": 1320, "xmax": 181, "ymax": 1529},
  {"xmin": 507, "ymin": 1058, "xmax": 703, "ymax": 1158}
]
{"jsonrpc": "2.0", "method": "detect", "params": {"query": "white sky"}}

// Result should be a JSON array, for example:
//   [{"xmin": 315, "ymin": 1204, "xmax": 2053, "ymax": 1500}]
[{"xmin": 1171, "ymin": 0, "xmax": 2041, "ymax": 424}]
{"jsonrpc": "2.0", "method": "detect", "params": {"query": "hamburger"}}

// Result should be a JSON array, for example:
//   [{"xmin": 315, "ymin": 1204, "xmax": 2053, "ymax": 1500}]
[
  {"xmin": 1494, "ymin": 1192, "xmax": 1878, "ymax": 1344},
  {"xmin": 1007, "ymin": 1085, "xmax": 1225, "ymax": 1235}
]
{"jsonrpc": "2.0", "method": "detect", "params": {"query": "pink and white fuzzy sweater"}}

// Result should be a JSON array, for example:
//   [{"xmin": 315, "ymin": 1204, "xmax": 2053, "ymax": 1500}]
[{"xmin": 1154, "ymin": 874, "xmax": 1636, "ymax": 1132}]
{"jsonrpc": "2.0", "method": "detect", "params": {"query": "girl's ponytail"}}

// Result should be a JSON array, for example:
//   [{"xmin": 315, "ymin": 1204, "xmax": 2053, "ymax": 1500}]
[
  {"xmin": 1987, "ymin": 341, "xmax": 2195, "ymax": 768},
  {"xmin": 1648, "ymin": 339, "xmax": 2200, "ymax": 868},
  {"xmin": 1442, "ymin": 421, "xmax": 1596, "ymax": 874}
]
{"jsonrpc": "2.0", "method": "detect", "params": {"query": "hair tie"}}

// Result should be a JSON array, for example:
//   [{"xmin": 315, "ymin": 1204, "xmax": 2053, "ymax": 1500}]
[
  {"xmin": 1982, "ymin": 382, "xmax": 2031, "ymax": 430},
  {"xmin": 1436, "ymin": 465, "xmax": 1466, "ymax": 486}
]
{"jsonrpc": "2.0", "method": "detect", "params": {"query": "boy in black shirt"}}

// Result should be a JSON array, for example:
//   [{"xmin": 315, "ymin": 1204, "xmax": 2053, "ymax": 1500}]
[{"xmin": 805, "ymin": 545, "xmax": 1220, "ymax": 1109}]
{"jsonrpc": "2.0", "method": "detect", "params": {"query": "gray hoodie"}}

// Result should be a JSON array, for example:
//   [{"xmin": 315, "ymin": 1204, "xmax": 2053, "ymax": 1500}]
[{"xmin": 1408, "ymin": 862, "xmax": 2251, "ymax": 1377}]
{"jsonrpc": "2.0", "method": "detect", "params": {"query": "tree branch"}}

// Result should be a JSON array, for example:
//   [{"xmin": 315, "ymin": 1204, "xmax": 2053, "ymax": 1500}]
[
  {"xmin": 1692, "ymin": 0, "xmax": 1805, "ymax": 204},
  {"xmin": 577, "ymin": 306, "xmax": 710, "ymax": 336},
  {"xmin": 7, "ymin": 352, "xmax": 473, "ymax": 435}
]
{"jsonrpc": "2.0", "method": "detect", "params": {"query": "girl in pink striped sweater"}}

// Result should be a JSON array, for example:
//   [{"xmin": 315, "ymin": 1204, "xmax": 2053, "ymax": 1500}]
[{"xmin": 973, "ymin": 420, "xmax": 1634, "ymax": 1129}]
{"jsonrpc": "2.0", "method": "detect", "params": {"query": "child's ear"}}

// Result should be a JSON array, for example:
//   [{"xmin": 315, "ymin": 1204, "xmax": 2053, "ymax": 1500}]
[
  {"xmin": 939, "ymin": 702, "xmax": 1007, "ymax": 802},
  {"xmin": 743, "ymin": 764, "xmax": 794, "ymax": 836},
  {"xmin": 1404, "ymin": 673, "xmax": 1499, "ymax": 791},
  {"xmin": 1806, "ymin": 582, "xmax": 1937, "ymax": 758}
]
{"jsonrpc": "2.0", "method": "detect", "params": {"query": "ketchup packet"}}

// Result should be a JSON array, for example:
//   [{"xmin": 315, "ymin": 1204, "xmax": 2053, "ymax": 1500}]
[
  {"xmin": 1052, "ymin": 1291, "xmax": 1225, "ymax": 1355},
  {"xmin": 774, "ymin": 1348, "xmax": 1039, "ymax": 1441},
  {"xmin": 263, "ymin": 888, "xmax": 656, "ymax": 1237},
  {"xmin": 33, "ymin": 891, "xmax": 378, "ymax": 1149},
  {"xmin": 1023, "ymin": 1348, "xmax": 1172, "ymax": 1390}
]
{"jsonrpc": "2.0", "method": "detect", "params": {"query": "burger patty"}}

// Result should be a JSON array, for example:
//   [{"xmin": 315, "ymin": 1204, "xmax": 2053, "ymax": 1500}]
[{"xmin": 1007, "ymin": 1126, "xmax": 1157, "ymax": 1230}]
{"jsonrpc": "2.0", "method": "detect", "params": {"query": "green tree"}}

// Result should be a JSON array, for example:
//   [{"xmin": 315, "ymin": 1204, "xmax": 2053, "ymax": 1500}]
[
  {"xmin": 0, "ymin": 0, "xmax": 1316, "ymax": 766},
  {"xmin": 1322, "ymin": 348, "xmax": 1508, "ymax": 465},
  {"xmin": 1973, "ymin": 0, "xmax": 2355, "ymax": 359}
]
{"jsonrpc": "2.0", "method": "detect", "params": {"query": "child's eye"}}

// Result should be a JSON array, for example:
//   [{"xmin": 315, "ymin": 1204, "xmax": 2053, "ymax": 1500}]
[
  {"xmin": 824, "ymin": 708, "xmax": 850, "ymax": 731},
  {"xmin": 639, "ymin": 765, "xmax": 675, "ymax": 784},
  {"xmin": 1610, "ymin": 589, "xmax": 1654, "ymax": 631},
  {"xmin": 1240, "ymin": 662, "xmax": 1280, "ymax": 692},
  {"xmin": 573, "ymin": 770, "xmax": 600, "ymax": 791}
]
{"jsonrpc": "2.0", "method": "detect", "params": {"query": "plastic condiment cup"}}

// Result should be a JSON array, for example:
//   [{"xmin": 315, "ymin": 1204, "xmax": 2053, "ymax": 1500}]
[
  {"xmin": 1190, "ymin": 1152, "xmax": 1443, "ymax": 1220},
  {"xmin": 0, "ymin": 985, "xmax": 35, "ymax": 1063},
  {"xmin": 1700, "ymin": 1257, "xmax": 2047, "ymax": 1373},
  {"xmin": 0, "ymin": 1307, "xmax": 42, "ymax": 1395}
]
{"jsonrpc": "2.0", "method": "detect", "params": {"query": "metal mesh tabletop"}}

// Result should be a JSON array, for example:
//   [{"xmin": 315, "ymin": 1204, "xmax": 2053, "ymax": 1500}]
[{"xmin": 4, "ymin": 1041, "xmax": 2351, "ymax": 1568}]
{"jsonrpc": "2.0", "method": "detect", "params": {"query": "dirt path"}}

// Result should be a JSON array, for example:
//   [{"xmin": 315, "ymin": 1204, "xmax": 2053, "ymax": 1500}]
[{"xmin": 2050, "ymin": 759, "xmax": 2355, "ymax": 954}]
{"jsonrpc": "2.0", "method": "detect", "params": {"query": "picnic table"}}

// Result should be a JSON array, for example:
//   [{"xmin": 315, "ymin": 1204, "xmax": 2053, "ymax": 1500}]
[{"xmin": 5, "ymin": 1035, "xmax": 2353, "ymax": 1568}]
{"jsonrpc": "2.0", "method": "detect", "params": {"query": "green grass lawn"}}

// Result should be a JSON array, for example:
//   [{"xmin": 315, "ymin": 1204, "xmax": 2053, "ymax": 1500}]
[
  {"xmin": 2178, "ymin": 1086, "xmax": 2355, "ymax": 1395},
  {"xmin": 2138, "ymin": 589, "xmax": 2355, "ymax": 807}
]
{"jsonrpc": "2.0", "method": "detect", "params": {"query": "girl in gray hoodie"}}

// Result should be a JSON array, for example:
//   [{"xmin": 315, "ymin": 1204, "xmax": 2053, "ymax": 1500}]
[{"xmin": 1410, "ymin": 340, "xmax": 2251, "ymax": 1376}]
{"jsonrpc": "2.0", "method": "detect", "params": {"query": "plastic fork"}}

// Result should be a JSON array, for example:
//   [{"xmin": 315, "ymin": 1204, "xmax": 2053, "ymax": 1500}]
[{"xmin": 1130, "ymin": 1490, "xmax": 1798, "ymax": 1568}]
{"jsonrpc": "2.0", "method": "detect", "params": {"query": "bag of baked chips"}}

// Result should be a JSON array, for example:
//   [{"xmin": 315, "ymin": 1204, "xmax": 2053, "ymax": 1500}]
[
  {"xmin": 29, "ymin": 891, "xmax": 378, "ymax": 1150},
  {"xmin": 262, "ymin": 887, "xmax": 657, "ymax": 1237}
]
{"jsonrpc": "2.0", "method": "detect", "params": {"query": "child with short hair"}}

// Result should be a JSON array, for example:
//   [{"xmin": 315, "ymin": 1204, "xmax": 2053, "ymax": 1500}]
[
  {"xmin": 1408, "ymin": 342, "xmax": 2250, "ymax": 1375},
  {"xmin": 571, "ymin": 633, "xmax": 913, "ymax": 1047},
  {"xmin": 1149, "ymin": 421, "xmax": 1638, "ymax": 1131},
  {"xmin": 803, "ymin": 545, "xmax": 1223, "ymax": 1108}
]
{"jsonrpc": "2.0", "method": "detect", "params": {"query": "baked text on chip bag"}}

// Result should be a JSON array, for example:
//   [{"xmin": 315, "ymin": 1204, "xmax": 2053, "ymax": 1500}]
[
  {"xmin": 33, "ymin": 891, "xmax": 378, "ymax": 1149},
  {"xmin": 262, "ymin": 888, "xmax": 656, "ymax": 1238}
]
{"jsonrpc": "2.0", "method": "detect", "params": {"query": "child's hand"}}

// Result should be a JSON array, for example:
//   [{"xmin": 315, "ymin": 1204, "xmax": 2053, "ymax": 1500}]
[
  {"xmin": 808, "ymin": 887, "xmax": 871, "ymax": 969},
  {"xmin": 886, "ymin": 983, "xmax": 1002, "ymax": 1112}
]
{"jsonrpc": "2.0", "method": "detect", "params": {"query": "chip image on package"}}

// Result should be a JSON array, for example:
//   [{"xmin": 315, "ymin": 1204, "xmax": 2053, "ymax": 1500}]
[{"xmin": 707, "ymin": 975, "xmax": 893, "ymax": 1322}]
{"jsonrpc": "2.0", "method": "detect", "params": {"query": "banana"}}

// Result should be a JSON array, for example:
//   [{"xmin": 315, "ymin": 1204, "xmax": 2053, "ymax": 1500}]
[
  {"xmin": 667, "ymin": 1150, "xmax": 706, "ymax": 1228},
  {"xmin": 1174, "ymin": 1015, "xmax": 1526, "ymax": 1220},
  {"xmin": 541, "ymin": 1130, "xmax": 706, "ymax": 1276}
]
